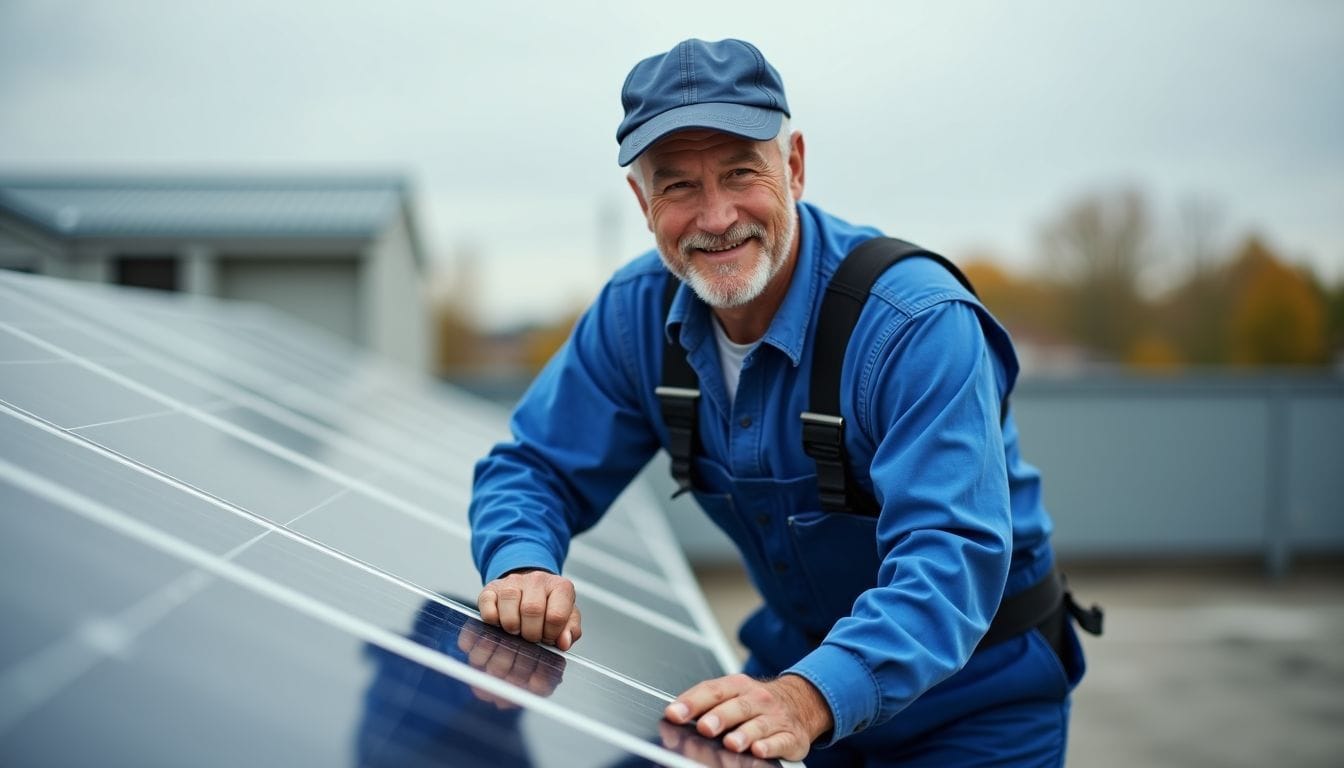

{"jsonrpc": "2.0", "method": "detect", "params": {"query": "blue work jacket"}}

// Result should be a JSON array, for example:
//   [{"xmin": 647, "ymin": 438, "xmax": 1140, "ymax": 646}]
[{"xmin": 470, "ymin": 201, "xmax": 1057, "ymax": 745}]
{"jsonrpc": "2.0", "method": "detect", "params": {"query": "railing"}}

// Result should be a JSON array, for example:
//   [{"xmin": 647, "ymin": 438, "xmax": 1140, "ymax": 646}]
[
  {"xmin": 1013, "ymin": 373, "xmax": 1344, "ymax": 578},
  {"xmin": 653, "ymin": 373, "xmax": 1344, "ymax": 578}
]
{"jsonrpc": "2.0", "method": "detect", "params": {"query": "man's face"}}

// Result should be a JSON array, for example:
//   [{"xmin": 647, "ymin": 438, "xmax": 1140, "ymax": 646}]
[{"xmin": 630, "ymin": 129, "xmax": 803, "ymax": 310}]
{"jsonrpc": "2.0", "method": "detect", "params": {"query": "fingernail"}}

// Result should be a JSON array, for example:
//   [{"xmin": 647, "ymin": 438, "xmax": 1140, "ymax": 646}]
[
  {"xmin": 559, "ymin": 630, "xmax": 572, "ymax": 649},
  {"xmin": 667, "ymin": 701, "xmax": 689, "ymax": 721},
  {"xmin": 725, "ymin": 734, "xmax": 744, "ymax": 751},
  {"xmin": 702, "ymin": 714, "xmax": 721, "ymax": 735}
]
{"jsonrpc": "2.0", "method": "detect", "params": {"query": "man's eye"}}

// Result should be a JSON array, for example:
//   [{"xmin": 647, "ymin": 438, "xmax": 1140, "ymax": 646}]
[
  {"xmin": 663, "ymin": 181, "xmax": 692, "ymax": 193},
  {"xmin": 730, "ymin": 168, "xmax": 756, "ymax": 177}
]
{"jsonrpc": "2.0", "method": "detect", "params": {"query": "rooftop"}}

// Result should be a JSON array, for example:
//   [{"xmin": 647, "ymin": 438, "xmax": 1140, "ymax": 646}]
[{"xmin": 0, "ymin": 175, "xmax": 410, "ymax": 240}]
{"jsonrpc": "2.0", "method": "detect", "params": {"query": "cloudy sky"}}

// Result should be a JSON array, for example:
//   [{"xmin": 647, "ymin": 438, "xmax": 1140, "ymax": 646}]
[{"xmin": 2, "ymin": 0, "xmax": 1341, "ymax": 329}]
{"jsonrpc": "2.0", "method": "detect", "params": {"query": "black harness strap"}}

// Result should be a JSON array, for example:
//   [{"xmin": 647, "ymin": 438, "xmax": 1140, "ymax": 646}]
[
  {"xmin": 657, "ymin": 275, "xmax": 700, "ymax": 497},
  {"xmin": 804, "ymin": 237, "xmax": 992, "ymax": 515},
  {"xmin": 655, "ymin": 241, "xmax": 1103, "ymax": 645}
]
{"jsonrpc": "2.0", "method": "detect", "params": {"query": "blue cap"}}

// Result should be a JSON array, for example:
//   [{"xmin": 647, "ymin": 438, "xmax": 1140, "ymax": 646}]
[{"xmin": 616, "ymin": 38, "xmax": 790, "ymax": 167}]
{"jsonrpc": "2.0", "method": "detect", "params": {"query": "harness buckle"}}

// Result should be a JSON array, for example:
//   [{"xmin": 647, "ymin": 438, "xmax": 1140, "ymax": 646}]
[
  {"xmin": 801, "ymin": 412, "xmax": 856, "ymax": 513},
  {"xmin": 657, "ymin": 386, "xmax": 701, "ymax": 497},
  {"xmin": 800, "ymin": 412, "xmax": 845, "ymax": 461}
]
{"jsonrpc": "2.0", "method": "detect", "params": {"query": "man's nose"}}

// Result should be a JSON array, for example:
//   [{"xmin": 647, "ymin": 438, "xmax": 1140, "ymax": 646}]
[{"xmin": 694, "ymin": 185, "xmax": 737, "ymax": 235}]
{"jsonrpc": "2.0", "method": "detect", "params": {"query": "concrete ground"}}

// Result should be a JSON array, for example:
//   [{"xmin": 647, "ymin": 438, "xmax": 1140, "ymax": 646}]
[{"xmin": 694, "ymin": 559, "xmax": 1344, "ymax": 767}]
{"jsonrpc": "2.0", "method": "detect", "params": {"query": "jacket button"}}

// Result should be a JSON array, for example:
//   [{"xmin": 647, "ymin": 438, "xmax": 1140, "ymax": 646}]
[
  {"xmin": 774, "ymin": 561, "xmax": 789, "ymax": 574},
  {"xmin": 739, "ymin": 416, "xmax": 752, "ymax": 428},
  {"xmin": 756, "ymin": 514, "xmax": 770, "ymax": 525}
]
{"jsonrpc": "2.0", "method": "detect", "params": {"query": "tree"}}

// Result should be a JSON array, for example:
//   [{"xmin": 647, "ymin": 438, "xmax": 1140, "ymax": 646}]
[
  {"xmin": 1164, "ymin": 198, "xmax": 1231, "ymax": 365},
  {"xmin": 1039, "ymin": 188, "xmax": 1151, "ymax": 359},
  {"xmin": 961, "ymin": 256, "xmax": 1066, "ymax": 339},
  {"xmin": 1225, "ymin": 236, "xmax": 1328, "ymax": 366},
  {"xmin": 434, "ymin": 303, "xmax": 483, "ymax": 375},
  {"xmin": 1324, "ymin": 277, "xmax": 1344, "ymax": 363}
]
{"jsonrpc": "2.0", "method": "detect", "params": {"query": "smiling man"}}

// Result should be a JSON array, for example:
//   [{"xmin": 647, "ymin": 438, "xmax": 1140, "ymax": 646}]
[{"xmin": 469, "ymin": 38, "xmax": 1099, "ymax": 765}]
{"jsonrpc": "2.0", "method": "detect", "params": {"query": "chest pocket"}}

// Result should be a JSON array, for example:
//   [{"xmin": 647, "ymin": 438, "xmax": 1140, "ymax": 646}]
[
  {"xmin": 687, "ymin": 457, "xmax": 760, "ymax": 563},
  {"xmin": 692, "ymin": 454, "xmax": 885, "ymax": 635},
  {"xmin": 787, "ymin": 510, "xmax": 883, "ymax": 632}
]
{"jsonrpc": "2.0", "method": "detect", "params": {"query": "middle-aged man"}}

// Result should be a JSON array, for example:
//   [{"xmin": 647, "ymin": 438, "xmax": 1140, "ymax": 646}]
[{"xmin": 469, "ymin": 38, "xmax": 1100, "ymax": 765}]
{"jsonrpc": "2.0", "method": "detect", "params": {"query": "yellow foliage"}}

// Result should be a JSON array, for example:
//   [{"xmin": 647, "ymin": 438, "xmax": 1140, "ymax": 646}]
[
  {"xmin": 1226, "ymin": 238, "xmax": 1328, "ymax": 365},
  {"xmin": 960, "ymin": 258, "xmax": 1063, "ymax": 338},
  {"xmin": 961, "ymin": 260, "xmax": 1013, "ymax": 298},
  {"xmin": 523, "ymin": 310, "xmax": 582, "ymax": 374},
  {"xmin": 434, "ymin": 303, "xmax": 482, "ymax": 375},
  {"xmin": 1125, "ymin": 334, "xmax": 1184, "ymax": 371}
]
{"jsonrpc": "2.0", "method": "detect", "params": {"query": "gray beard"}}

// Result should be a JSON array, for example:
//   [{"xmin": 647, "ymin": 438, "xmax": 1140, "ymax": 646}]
[{"xmin": 665, "ymin": 200, "xmax": 796, "ymax": 310}]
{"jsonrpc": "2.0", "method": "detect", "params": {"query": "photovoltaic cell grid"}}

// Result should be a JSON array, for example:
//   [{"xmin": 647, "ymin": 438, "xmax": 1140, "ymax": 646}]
[{"xmin": 0, "ymin": 270, "xmax": 775, "ymax": 768}]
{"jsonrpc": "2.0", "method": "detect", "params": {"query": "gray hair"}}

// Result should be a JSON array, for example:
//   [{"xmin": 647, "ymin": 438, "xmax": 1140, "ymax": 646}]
[{"xmin": 630, "ymin": 117, "xmax": 793, "ymax": 194}]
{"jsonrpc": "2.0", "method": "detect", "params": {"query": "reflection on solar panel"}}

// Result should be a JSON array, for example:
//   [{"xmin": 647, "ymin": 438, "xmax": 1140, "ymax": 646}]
[{"xmin": 0, "ymin": 271, "xmax": 778, "ymax": 767}]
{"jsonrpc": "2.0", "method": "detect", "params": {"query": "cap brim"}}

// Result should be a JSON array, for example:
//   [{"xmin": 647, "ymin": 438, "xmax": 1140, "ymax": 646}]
[{"xmin": 617, "ymin": 103, "xmax": 784, "ymax": 167}]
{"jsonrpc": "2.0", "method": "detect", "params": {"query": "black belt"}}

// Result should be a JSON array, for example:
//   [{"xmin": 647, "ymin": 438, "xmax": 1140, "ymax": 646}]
[
  {"xmin": 978, "ymin": 569, "xmax": 1104, "ymax": 653},
  {"xmin": 800, "ymin": 569, "xmax": 1103, "ymax": 654}
]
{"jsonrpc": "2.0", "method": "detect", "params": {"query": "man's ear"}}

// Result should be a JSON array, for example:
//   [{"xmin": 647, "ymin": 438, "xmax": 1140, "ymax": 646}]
[
  {"xmin": 626, "ymin": 171, "xmax": 654, "ymax": 232},
  {"xmin": 787, "ymin": 131, "xmax": 806, "ymax": 202}
]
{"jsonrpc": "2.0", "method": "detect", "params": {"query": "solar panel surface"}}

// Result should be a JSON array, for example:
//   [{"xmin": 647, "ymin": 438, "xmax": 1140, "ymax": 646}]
[{"xmin": 0, "ymin": 270, "xmax": 777, "ymax": 767}]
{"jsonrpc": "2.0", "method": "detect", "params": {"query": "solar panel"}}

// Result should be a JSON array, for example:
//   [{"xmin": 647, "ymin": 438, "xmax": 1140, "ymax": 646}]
[{"xmin": 0, "ymin": 270, "xmax": 775, "ymax": 767}]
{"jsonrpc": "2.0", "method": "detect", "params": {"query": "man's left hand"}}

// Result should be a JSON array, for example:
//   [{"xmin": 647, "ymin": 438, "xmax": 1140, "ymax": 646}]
[{"xmin": 663, "ymin": 673, "xmax": 833, "ymax": 761}]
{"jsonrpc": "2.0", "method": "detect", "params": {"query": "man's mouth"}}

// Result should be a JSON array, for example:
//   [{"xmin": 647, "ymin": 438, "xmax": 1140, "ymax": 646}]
[
  {"xmin": 681, "ymin": 224, "xmax": 765, "ymax": 260},
  {"xmin": 695, "ymin": 237, "xmax": 753, "ymax": 257}
]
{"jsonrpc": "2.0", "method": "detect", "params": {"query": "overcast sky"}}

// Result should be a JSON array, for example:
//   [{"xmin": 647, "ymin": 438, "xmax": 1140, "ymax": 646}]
[{"xmin": 2, "ymin": 0, "xmax": 1341, "ymax": 329}]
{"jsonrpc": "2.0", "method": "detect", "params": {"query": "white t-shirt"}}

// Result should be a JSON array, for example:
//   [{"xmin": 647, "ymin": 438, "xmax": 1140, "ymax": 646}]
[{"xmin": 712, "ymin": 318, "xmax": 760, "ymax": 408}]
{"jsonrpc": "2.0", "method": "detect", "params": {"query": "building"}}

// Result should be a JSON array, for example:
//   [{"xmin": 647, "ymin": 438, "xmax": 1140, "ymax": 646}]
[{"xmin": 0, "ymin": 175, "xmax": 429, "ymax": 370}]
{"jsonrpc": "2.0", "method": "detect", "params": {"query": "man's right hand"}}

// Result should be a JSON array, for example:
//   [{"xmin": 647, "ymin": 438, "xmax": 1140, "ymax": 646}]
[{"xmin": 477, "ymin": 568, "xmax": 582, "ymax": 651}]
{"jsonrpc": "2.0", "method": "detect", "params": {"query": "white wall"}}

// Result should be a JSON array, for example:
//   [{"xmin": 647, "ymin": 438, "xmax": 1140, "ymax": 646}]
[
  {"xmin": 363, "ymin": 206, "xmax": 429, "ymax": 372},
  {"xmin": 217, "ymin": 255, "xmax": 362, "ymax": 343}
]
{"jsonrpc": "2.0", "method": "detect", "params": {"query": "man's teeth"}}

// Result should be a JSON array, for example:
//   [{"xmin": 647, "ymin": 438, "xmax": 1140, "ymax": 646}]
[{"xmin": 704, "ymin": 240, "xmax": 745, "ymax": 253}]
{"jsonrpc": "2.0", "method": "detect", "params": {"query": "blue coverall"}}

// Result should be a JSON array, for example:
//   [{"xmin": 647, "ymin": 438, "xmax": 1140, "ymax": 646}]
[{"xmin": 470, "ymin": 200, "xmax": 1086, "ymax": 765}]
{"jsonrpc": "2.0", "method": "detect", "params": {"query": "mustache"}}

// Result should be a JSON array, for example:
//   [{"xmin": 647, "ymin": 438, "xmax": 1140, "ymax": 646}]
[{"xmin": 679, "ymin": 223, "xmax": 765, "ymax": 258}]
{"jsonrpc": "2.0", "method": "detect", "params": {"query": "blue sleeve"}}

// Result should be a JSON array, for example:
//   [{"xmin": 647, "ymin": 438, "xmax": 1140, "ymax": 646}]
[
  {"xmin": 469, "ymin": 280, "xmax": 661, "ymax": 583},
  {"xmin": 786, "ymin": 300, "xmax": 1012, "ymax": 743}
]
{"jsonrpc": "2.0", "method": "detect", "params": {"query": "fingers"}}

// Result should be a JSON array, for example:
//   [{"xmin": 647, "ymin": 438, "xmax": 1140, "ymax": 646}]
[
  {"xmin": 540, "ymin": 583, "xmax": 575, "ymax": 645},
  {"xmin": 749, "ymin": 732, "xmax": 808, "ymax": 761},
  {"xmin": 476, "ymin": 570, "xmax": 581, "ymax": 648},
  {"xmin": 664, "ymin": 674, "xmax": 825, "ymax": 761},
  {"xmin": 665, "ymin": 673, "xmax": 753, "ymax": 724},
  {"xmin": 477, "ymin": 588, "xmax": 499, "ymax": 626},
  {"xmin": 518, "ymin": 584, "xmax": 546, "ymax": 642},
  {"xmin": 557, "ymin": 605, "xmax": 582, "ymax": 650}
]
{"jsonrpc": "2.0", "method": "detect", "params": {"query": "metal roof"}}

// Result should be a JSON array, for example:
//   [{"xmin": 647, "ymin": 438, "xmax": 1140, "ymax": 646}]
[{"xmin": 0, "ymin": 176, "xmax": 410, "ymax": 240}]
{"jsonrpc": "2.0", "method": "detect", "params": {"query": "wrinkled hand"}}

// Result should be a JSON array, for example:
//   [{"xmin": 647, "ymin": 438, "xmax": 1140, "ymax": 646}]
[
  {"xmin": 477, "ymin": 568, "xmax": 582, "ymax": 650},
  {"xmin": 456, "ymin": 619, "xmax": 566, "ymax": 709},
  {"xmin": 664, "ymin": 673, "xmax": 832, "ymax": 761}
]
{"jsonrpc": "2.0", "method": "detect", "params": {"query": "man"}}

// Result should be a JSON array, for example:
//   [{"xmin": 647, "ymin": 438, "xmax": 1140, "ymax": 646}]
[{"xmin": 469, "ymin": 38, "xmax": 1093, "ymax": 765}]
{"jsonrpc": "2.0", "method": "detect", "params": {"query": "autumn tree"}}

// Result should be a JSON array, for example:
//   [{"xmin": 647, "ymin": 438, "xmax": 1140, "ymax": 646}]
[
  {"xmin": 1039, "ymin": 188, "xmax": 1151, "ymax": 360},
  {"xmin": 433, "ymin": 242, "xmax": 485, "ymax": 375},
  {"xmin": 434, "ymin": 302, "xmax": 483, "ymax": 375},
  {"xmin": 960, "ymin": 256, "xmax": 1065, "ymax": 340},
  {"xmin": 1224, "ymin": 236, "xmax": 1328, "ymax": 366},
  {"xmin": 522, "ymin": 309, "xmax": 582, "ymax": 374},
  {"xmin": 1161, "ymin": 199, "xmax": 1231, "ymax": 365},
  {"xmin": 1324, "ymin": 278, "xmax": 1344, "ymax": 362}
]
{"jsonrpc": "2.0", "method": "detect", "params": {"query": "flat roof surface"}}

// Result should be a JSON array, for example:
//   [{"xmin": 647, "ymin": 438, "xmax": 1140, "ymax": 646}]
[{"xmin": 698, "ymin": 560, "xmax": 1344, "ymax": 767}]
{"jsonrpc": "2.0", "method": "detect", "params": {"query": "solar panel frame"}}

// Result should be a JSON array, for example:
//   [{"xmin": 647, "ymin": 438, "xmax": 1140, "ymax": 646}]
[{"xmin": 0, "ymin": 270, "xmax": 768, "ymax": 766}]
